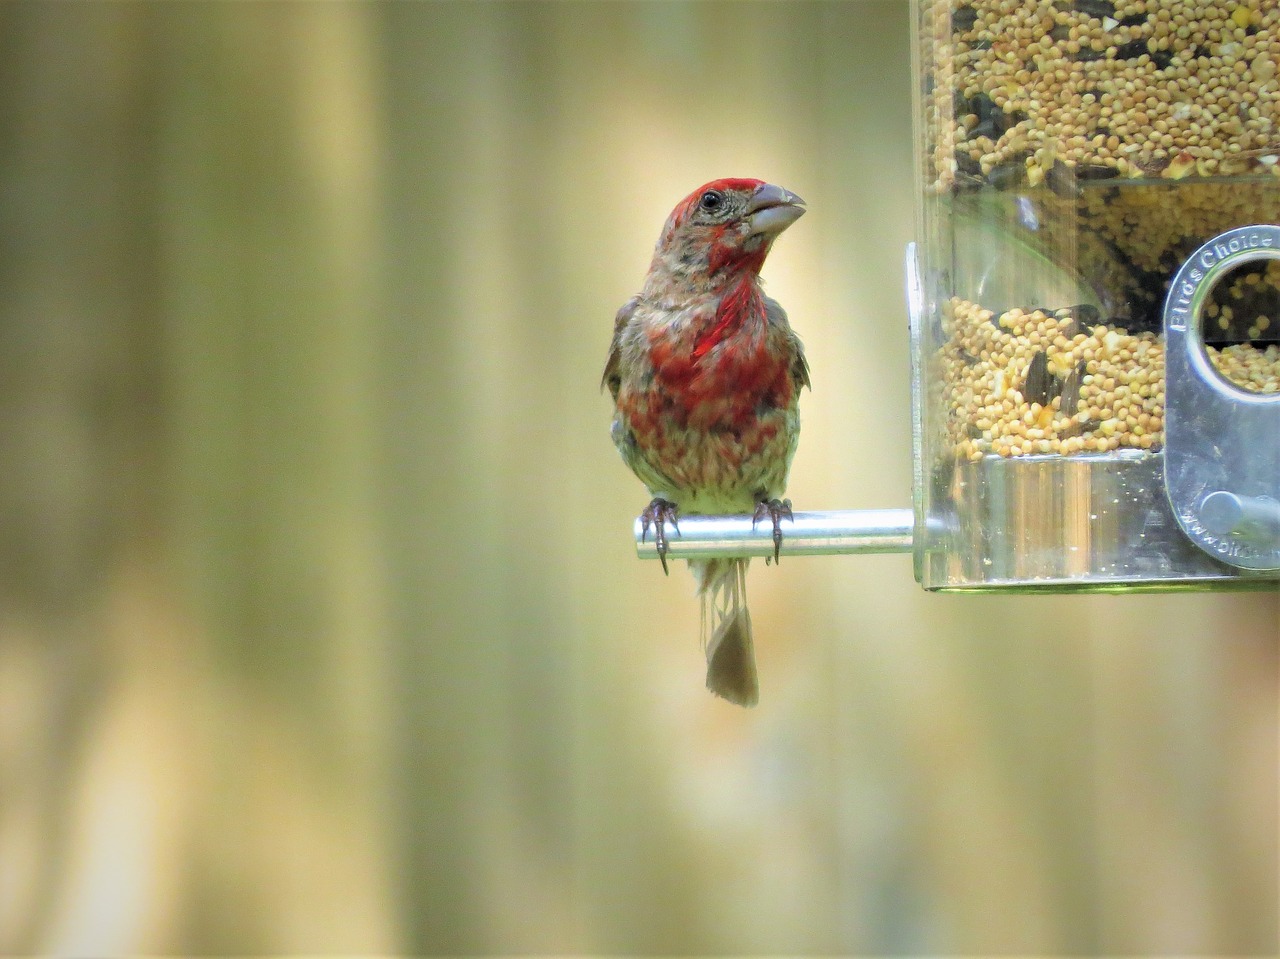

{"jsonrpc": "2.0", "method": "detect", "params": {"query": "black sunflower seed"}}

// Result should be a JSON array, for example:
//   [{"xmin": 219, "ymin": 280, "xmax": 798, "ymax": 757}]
[
  {"xmin": 1070, "ymin": 47, "xmax": 1108, "ymax": 62},
  {"xmin": 969, "ymin": 91, "xmax": 998, "ymax": 121},
  {"xmin": 1076, "ymin": 163, "xmax": 1120, "ymax": 180},
  {"xmin": 1023, "ymin": 350, "xmax": 1057, "ymax": 407},
  {"xmin": 1114, "ymin": 39, "xmax": 1149, "ymax": 60},
  {"xmin": 1059, "ymin": 360, "xmax": 1088, "ymax": 416},
  {"xmin": 1073, "ymin": 0, "xmax": 1114, "ymax": 18},
  {"xmin": 1070, "ymin": 303, "xmax": 1102, "ymax": 327},
  {"xmin": 1046, "ymin": 162, "xmax": 1081, "ymax": 197},
  {"xmin": 952, "ymin": 5, "xmax": 979, "ymax": 31},
  {"xmin": 986, "ymin": 159, "xmax": 1027, "ymax": 188}
]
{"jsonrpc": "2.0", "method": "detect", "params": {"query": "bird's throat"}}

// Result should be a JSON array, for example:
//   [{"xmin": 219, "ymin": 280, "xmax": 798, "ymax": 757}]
[{"xmin": 692, "ymin": 276, "xmax": 763, "ymax": 360}]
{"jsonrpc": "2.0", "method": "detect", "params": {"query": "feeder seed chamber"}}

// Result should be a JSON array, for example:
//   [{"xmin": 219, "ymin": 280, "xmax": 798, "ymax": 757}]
[{"xmin": 636, "ymin": 0, "xmax": 1280, "ymax": 592}]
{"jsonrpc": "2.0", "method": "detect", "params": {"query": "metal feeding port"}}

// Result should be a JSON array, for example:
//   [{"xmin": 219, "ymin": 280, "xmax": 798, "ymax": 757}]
[
  {"xmin": 1164, "ymin": 226, "xmax": 1280, "ymax": 572},
  {"xmin": 634, "ymin": 1, "xmax": 1280, "ymax": 593}
]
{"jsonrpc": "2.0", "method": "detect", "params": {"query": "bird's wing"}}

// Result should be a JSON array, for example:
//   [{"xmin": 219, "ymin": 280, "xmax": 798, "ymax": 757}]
[
  {"xmin": 765, "ymin": 295, "xmax": 810, "ymax": 392},
  {"xmin": 601, "ymin": 295, "xmax": 639, "ymax": 400}
]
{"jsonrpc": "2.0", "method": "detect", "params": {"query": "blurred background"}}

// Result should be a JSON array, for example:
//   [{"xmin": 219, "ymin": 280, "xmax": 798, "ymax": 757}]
[{"xmin": 0, "ymin": 1, "xmax": 1275, "ymax": 953}]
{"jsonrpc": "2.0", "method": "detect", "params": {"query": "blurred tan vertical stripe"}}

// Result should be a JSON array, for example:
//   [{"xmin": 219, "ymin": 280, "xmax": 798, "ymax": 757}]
[
  {"xmin": 155, "ymin": 3, "xmax": 396, "ymax": 952},
  {"xmin": 1, "ymin": 2, "xmax": 396, "ymax": 951}
]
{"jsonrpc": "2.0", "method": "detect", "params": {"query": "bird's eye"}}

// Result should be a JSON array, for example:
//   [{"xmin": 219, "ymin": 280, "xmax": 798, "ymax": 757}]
[{"xmin": 699, "ymin": 190, "xmax": 724, "ymax": 212}]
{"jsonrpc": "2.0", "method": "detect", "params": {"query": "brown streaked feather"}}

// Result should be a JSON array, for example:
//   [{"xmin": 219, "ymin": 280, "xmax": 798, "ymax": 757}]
[
  {"xmin": 764, "ymin": 295, "xmax": 810, "ymax": 391},
  {"xmin": 790, "ymin": 332, "xmax": 811, "ymax": 391},
  {"xmin": 602, "ymin": 295, "xmax": 639, "ymax": 400},
  {"xmin": 705, "ymin": 603, "xmax": 758, "ymax": 706}
]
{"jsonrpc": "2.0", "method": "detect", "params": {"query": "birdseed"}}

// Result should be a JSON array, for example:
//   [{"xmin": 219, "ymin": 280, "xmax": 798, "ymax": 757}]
[
  {"xmin": 939, "ymin": 298, "xmax": 1279, "ymax": 464},
  {"xmin": 923, "ymin": 0, "xmax": 1280, "ymax": 193}
]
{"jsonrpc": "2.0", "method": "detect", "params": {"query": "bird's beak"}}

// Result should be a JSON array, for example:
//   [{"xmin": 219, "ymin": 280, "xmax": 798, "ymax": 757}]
[{"xmin": 745, "ymin": 183, "xmax": 806, "ymax": 237}]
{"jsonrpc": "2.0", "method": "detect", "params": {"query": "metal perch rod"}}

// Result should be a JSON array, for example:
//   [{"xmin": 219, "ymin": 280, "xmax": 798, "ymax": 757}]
[{"xmin": 634, "ymin": 508, "xmax": 915, "ymax": 560}]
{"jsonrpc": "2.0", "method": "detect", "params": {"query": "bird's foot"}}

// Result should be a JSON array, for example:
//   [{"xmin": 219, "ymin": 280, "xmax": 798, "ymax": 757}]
[
  {"xmin": 640, "ymin": 498, "xmax": 680, "ymax": 575},
  {"xmin": 752, "ymin": 498, "xmax": 793, "ymax": 565}
]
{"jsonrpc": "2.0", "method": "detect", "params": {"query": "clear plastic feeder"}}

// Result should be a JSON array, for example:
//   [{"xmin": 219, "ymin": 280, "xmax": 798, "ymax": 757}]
[{"xmin": 909, "ymin": 0, "xmax": 1280, "ymax": 589}]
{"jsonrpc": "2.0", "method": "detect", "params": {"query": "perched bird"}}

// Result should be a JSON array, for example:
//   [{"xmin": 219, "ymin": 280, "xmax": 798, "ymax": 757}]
[{"xmin": 603, "ymin": 178, "xmax": 810, "ymax": 706}]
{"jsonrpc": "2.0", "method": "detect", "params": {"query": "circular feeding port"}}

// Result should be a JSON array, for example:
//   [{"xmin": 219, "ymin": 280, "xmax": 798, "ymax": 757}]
[{"xmin": 1201, "ymin": 256, "xmax": 1280, "ymax": 394}]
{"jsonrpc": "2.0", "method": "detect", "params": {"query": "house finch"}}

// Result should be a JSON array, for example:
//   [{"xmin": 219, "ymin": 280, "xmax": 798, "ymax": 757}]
[{"xmin": 603, "ymin": 178, "xmax": 809, "ymax": 707}]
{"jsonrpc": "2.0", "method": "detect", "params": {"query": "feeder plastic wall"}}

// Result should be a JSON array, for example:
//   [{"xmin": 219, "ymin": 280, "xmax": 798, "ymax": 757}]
[{"xmin": 909, "ymin": 0, "xmax": 1280, "ymax": 590}]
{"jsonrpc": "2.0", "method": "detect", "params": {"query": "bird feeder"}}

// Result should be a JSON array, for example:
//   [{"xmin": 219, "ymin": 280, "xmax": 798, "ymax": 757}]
[{"xmin": 635, "ymin": 0, "xmax": 1280, "ymax": 592}]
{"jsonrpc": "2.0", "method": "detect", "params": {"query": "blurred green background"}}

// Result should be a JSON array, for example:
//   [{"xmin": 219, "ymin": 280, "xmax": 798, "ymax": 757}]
[{"xmin": 0, "ymin": 0, "xmax": 1275, "ymax": 953}]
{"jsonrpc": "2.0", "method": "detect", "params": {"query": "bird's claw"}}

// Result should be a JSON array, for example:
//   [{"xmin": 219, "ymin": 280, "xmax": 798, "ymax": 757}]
[
  {"xmin": 753, "ymin": 498, "xmax": 793, "ymax": 565},
  {"xmin": 640, "ymin": 498, "xmax": 680, "ymax": 575}
]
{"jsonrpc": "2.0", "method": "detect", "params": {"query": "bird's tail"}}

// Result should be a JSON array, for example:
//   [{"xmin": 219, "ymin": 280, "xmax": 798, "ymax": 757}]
[{"xmin": 690, "ymin": 558, "xmax": 758, "ymax": 707}]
